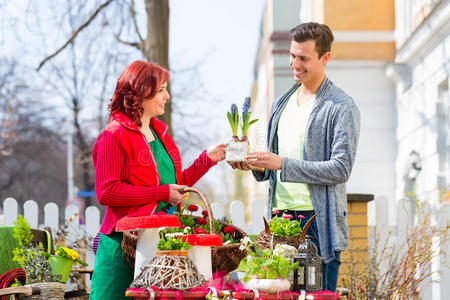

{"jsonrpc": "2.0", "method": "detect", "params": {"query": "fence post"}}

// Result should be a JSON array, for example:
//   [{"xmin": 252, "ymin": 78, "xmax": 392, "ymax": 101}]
[
  {"xmin": 3, "ymin": 198, "xmax": 18, "ymax": 226},
  {"xmin": 230, "ymin": 200, "xmax": 247, "ymax": 232},
  {"xmin": 24, "ymin": 200, "xmax": 39, "ymax": 228},
  {"xmin": 64, "ymin": 205, "xmax": 80, "ymax": 246},
  {"xmin": 250, "ymin": 199, "xmax": 265, "ymax": 234},
  {"xmin": 44, "ymin": 202, "xmax": 59, "ymax": 234},
  {"xmin": 211, "ymin": 203, "xmax": 225, "ymax": 220}
]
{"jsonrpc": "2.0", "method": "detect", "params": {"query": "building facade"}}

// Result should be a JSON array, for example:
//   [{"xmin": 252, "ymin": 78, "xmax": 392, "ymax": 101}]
[{"xmin": 249, "ymin": 0, "xmax": 449, "ymax": 297}]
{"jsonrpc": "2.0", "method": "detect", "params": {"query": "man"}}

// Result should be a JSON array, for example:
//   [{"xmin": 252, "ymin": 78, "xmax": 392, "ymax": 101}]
[{"xmin": 233, "ymin": 22, "xmax": 360, "ymax": 291}]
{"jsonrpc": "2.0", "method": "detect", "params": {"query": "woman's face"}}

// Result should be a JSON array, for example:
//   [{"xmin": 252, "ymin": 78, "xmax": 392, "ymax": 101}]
[{"xmin": 142, "ymin": 81, "xmax": 170, "ymax": 118}]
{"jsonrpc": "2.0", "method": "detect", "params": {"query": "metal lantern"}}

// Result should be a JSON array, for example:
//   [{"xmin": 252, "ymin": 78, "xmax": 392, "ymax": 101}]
[{"xmin": 292, "ymin": 235, "xmax": 323, "ymax": 292}]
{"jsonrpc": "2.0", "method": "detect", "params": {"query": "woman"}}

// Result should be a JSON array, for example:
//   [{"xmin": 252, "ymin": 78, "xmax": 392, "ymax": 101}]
[{"xmin": 89, "ymin": 61, "xmax": 226, "ymax": 299}]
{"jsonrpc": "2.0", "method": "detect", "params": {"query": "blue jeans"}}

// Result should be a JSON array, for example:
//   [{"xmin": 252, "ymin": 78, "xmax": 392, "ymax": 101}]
[{"xmin": 273, "ymin": 210, "xmax": 341, "ymax": 292}]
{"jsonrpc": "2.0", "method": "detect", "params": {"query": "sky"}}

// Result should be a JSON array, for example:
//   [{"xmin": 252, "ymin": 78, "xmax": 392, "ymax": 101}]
[{"xmin": 169, "ymin": 0, "xmax": 266, "ymax": 202}]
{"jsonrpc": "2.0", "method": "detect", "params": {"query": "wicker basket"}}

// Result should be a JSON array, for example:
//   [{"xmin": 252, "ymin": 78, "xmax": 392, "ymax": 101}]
[
  {"xmin": 121, "ymin": 187, "xmax": 248, "ymax": 274},
  {"xmin": 255, "ymin": 214, "xmax": 317, "ymax": 250}
]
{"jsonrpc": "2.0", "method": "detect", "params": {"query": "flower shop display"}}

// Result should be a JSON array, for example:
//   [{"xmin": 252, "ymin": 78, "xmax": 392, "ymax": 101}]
[
  {"xmin": 255, "ymin": 213, "xmax": 317, "ymax": 250},
  {"xmin": 238, "ymin": 238, "xmax": 299, "ymax": 293},
  {"xmin": 48, "ymin": 245, "xmax": 87, "ymax": 283},
  {"xmin": 174, "ymin": 188, "xmax": 248, "ymax": 274},
  {"xmin": 9, "ymin": 215, "xmax": 79, "ymax": 299},
  {"xmin": 225, "ymin": 97, "xmax": 259, "ymax": 162},
  {"xmin": 130, "ymin": 232, "xmax": 205, "ymax": 291},
  {"xmin": 115, "ymin": 214, "xmax": 181, "ymax": 278}
]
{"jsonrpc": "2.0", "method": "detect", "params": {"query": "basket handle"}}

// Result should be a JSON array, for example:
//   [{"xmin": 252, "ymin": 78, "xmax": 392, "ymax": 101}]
[
  {"xmin": 262, "ymin": 216, "xmax": 271, "ymax": 234},
  {"xmin": 298, "ymin": 214, "xmax": 317, "ymax": 242},
  {"xmin": 180, "ymin": 187, "xmax": 215, "ymax": 234}
]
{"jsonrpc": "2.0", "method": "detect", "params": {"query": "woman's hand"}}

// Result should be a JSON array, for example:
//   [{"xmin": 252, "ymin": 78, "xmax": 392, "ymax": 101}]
[
  {"xmin": 168, "ymin": 184, "xmax": 188, "ymax": 206},
  {"xmin": 206, "ymin": 143, "xmax": 227, "ymax": 162}
]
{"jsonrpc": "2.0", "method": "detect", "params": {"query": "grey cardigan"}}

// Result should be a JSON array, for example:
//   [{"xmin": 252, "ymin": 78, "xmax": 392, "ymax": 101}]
[{"xmin": 253, "ymin": 77, "xmax": 360, "ymax": 263}]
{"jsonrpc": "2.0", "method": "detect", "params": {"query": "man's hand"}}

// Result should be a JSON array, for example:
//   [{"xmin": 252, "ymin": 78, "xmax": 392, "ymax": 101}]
[
  {"xmin": 227, "ymin": 161, "xmax": 252, "ymax": 171},
  {"xmin": 246, "ymin": 152, "xmax": 282, "ymax": 170}
]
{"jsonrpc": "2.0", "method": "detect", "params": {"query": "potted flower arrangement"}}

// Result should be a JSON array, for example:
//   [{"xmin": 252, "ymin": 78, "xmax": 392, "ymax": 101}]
[
  {"xmin": 226, "ymin": 97, "xmax": 258, "ymax": 162},
  {"xmin": 48, "ymin": 245, "xmax": 87, "ymax": 283},
  {"xmin": 255, "ymin": 213, "xmax": 317, "ymax": 250},
  {"xmin": 131, "ymin": 231, "xmax": 205, "ymax": 290},
  {"xmin": 238, "ymin": 237, "xmax": 299, "ymax": 293}
]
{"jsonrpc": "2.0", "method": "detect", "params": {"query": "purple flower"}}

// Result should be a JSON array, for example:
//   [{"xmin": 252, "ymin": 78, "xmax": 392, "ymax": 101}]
[
  {"xmin": 230, "ymin": 104, "xmax": 238, "ymax": 118},
  {"xmin": 242, "ymin": 97, "xmax": 251, "ymax": 113}
]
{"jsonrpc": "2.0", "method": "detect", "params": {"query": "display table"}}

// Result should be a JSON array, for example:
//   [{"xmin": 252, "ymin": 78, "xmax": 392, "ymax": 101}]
[{"xmin": 125, "ymin": 288, "xmax": 339, "ymax": 299}]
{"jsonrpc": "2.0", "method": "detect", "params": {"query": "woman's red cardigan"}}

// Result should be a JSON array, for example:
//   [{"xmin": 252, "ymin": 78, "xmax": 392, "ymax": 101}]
[{"xmin": 92, "ymin": 112, "xmax": 217, "ymax": 235}]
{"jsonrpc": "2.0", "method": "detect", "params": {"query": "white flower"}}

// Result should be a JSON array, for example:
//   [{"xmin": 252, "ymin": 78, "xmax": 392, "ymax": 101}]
[
  {"xmin": 183, "ymin": 226, "xmax": 191, "ymax": 234},
  {"xmin": 273, "ymin": 244, "xmax": 297, "ymax": 259},
  {"xmin": 239, "ymin": 244, "xmax": 246, "ymax": 251},
  {"xmin": 241, "ymin": 236, "xmax": 252, "ymax": 246},
  {"xmin": 165, "ymin": 232, "xmax": 183, "ymax": 238},
  {"xmin": 223, "ymin": 240, "xmax": 231, "ymax": 245}
]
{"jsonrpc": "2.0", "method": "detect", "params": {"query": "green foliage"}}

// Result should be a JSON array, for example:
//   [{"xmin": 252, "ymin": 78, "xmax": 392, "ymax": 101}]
[
  {"xmin": 241, "ymin": 112, "xmax": 258, "ymax": 138},
  {"xmin": 12, "ymin": 215, "xmax": 61, "ymax": 284},
  {"xmin": 226, "ymin": 110, "xmax": 239, "ymax": 136},
  {"xmin": 238, "ymin": 247, "xmax": 299, "ymax": 282},
  {"xmin": 157, "ymin": 232, "xmax": 191, "ymax": 251},
  {"xmin": 269, "ymin": 215, "xmax": 302, "ymax": 237}
]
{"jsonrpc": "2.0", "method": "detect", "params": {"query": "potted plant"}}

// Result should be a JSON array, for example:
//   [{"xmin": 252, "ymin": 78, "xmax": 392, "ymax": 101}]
[
  {"xmin": 11, "ymin": 215, "xmax": 65, "ymax": 299},
  {"xmin": 226, "ymin": 97, "xmax": 258, "ymax": 162},
  {"xmin": 255, "ymin": 213, "xmax": 317, "ymax": 250},
  {"xmin": 131, "ymin": 231, "xmax": 205, "ymax": 290},
  {"xmin": 48, "ymin": 245, "xmax": 87, "ymax": 283},
  {"xmin": 156, "ymin": 231, "xmax": 191, "ymax": 256},
  {"xmin": 238, "ymin": 237, "xmax": 299, "ymax": 293}
]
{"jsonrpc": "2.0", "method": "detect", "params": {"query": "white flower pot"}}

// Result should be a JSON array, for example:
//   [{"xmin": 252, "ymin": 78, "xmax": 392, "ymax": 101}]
[
  {"xmin": 225, "ymin": 141, "xmax": 248, "ymax": 162},
  {"xmin": 244, "ymin": 278, "xmax": 291, "ymax": 293}
]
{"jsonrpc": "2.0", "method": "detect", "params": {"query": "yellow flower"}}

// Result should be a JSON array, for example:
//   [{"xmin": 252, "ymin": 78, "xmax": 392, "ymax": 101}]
[{"xmin": 57, "ymin": 247, "xmax": 79, "ymax": 261}]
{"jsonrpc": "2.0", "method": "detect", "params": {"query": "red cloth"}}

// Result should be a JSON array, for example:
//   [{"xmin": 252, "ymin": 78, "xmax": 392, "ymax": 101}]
[{"xmin": 93, "ymin": 112, "xmax": 217, "ymax": 234}]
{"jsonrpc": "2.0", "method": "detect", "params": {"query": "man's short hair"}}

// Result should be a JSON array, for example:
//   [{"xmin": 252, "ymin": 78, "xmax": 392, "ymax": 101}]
[{"xmin": 289, "ymin": 22, "xmax": 334, "ymax": 58}]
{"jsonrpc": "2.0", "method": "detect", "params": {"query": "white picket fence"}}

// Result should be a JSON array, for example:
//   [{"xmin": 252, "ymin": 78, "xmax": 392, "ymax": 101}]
[{"xmin": 0, "ymin": 197, "xmax": 267, "ymax": 287}]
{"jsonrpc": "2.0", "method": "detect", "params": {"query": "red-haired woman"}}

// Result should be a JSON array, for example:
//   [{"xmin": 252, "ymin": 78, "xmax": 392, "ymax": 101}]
[{"xmin": 89, "ymin": 61, "xmax": 226, "ymax": 299}]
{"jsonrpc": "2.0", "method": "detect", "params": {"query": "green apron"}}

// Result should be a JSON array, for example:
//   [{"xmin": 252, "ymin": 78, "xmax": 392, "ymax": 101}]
[{"xmin": 89, "ymin": 232, "xmax": 133, "ymax": 300}]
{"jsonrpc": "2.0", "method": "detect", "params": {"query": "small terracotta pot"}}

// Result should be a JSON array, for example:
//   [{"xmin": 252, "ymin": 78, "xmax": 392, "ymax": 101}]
[{"xmin": 156, "ymin": 250, "xmax": 188, "ymax": 256}]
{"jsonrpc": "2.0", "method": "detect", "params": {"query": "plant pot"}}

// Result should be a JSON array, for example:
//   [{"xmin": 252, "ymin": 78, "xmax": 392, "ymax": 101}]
[
  {"xmin": 244, "ymin": 278, "xmax": 291, "ymax": 293},
  {"xmin": 49, "ymin": 255, "xmax": 73, "ymax": 283},
  {"xmin": 225, "ymin": 141, "xmax": 248, "ymax": 162},
  {"xmin": 156, "ymin": 250, "xmax": 188, "ymax": 256}
]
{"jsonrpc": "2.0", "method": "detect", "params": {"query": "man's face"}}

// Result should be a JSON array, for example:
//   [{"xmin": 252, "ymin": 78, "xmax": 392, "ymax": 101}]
[{"xmin": 289, "ymin": 39, "xmax": 330, "ymax": 84}]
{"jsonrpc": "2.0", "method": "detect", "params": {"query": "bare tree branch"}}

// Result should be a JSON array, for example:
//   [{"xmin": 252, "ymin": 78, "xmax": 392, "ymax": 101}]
[
  {"xmin": 36, "ymin": 0, "xmax": 114, "ymax": 71},
  {"xmin": 116, "ymin": 35, "xmax": 142, "ymax": 50},
  {"xmin": 129, "ymin": 0, "xmax": 144, "ymax": 43}
]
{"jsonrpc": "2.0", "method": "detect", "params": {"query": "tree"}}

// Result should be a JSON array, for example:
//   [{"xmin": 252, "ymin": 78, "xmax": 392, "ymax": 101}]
[{"xmin": 37, "ymin": 0, "xmax": 173, "ymax": 135}]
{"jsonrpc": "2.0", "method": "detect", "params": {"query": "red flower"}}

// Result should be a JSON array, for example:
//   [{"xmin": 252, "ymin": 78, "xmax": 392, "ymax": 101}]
[
  {"xmin": 273, "ymin": 210, "xmax": 279, "ymax": 214},
  {"xmin": 298, "ymin": 215, "xmax": 305, "ymax": 219},
  {"xmin": 154, "ymin": 211, "xmax": 166, "ymax": 215},
  {"xmin": 196, "ymin": 218, "xmax": 207, "ymax": 225},
  {"xmin": 255, "ymin": 297, "xmax": 265, "ymax": 300},
  {"xmin": 282, "ymin": 214, "xmax": 293, "ymax": 219},
  {"xmin": 187, "ymin": 204, "xmax": 198, "ymax": 212},
  {"xmin": 193, "ymin": 227, "xmax": 206, "ymax": 234},
  {"xmin": 201, "ymin": 210, "xmax": 208, "ymax": 217},
  {"xmin": 181, "ymin": 225, "xmax": 186, "ymax": 229},
  {"xmin": 224, "ymin": 226, "xmax": 235, "ymax": 234}
]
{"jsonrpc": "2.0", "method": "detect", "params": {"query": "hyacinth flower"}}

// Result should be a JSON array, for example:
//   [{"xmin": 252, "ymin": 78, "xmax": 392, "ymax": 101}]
[
  {"xmin": 227, "ymin": 103, "xmax": 239, "ymax": 139},
  {"xmin": 240, "ymin": 97, "xmax": 259, "ymax": 141}
]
